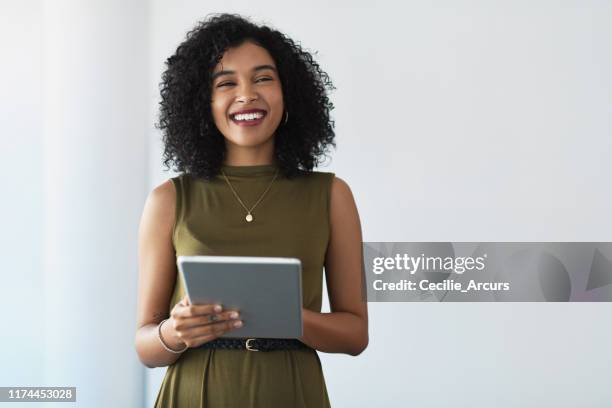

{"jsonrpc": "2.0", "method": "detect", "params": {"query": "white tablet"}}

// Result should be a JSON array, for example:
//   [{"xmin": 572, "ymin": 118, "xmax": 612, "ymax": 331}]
[{"xmin": 177, "ymin": 255, "xmax": 303, "ymax": 338}]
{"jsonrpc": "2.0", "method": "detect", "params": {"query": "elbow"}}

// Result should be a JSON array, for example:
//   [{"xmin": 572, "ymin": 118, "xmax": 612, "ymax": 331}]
[
  {"xmin": 138, "ymin": 352, "xmax": 155, "ymax": 369},
  {"xmin": 139, "ymin": 357, "xmax": 154, "ymax": 369},
  {"xmin": 347, "ymin": 317, "xmax": 369, "ymax": 356},
  {"xmin": 134, "ymin": 345, "xmax": 150, "ymax": 369},
  {"xmin": 135, "ymin": 347, "xmax": 156, "ymax": 369},
  {"xmin": 134, "ymin": 334, "xmax": 156, "ymax": 369},
  {"xmin": 348, "ymin": 333, "xmax": 369, "ymax": 357}
]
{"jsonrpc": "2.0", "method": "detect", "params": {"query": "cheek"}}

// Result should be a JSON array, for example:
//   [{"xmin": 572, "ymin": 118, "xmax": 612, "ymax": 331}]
[
  {"xmin": 210, "ymin": 100, "xmax": 226, "ymax": 122},
  {"xmin": 267, "ymin": 91, "xmax": 284, "ymax": 113}
]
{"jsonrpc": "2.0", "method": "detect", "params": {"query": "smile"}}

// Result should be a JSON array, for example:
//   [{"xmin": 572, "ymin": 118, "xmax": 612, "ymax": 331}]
[{"xmin": 230, "ymin": 110, "xmax": 267, "ymax": 127}]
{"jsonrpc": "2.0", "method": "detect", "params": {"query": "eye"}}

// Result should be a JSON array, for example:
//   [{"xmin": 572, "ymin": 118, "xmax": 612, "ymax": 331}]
[{"xmin": 217, "ymin": 77, "xmax": 272, "ymax": 88}]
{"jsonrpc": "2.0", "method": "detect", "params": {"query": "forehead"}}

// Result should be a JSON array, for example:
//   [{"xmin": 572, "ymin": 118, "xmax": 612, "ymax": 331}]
[{"xmin": 213, "ymin": 41, "xmax": 276, "ymax": 73}]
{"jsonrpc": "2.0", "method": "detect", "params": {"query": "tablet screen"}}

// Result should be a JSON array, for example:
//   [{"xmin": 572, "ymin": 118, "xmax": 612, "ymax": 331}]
[{"xmin": 177, "ymin": 255, "xmax": 303, "ymax": 338}]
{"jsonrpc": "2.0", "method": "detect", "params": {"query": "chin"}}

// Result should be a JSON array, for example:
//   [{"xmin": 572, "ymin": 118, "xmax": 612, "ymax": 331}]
[
  {"xmin": 228, "ymin": 127, "xmax": 276, "ymax": 141},
  {"xmin": 227, "ymin": 135, "xmax": 275, "ymax": 148}
]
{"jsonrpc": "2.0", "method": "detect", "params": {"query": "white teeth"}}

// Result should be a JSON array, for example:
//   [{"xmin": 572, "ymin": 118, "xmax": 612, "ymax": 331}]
[{"xmin": 233, "ymin": 112, "xmax": 264, "ymax": 121}]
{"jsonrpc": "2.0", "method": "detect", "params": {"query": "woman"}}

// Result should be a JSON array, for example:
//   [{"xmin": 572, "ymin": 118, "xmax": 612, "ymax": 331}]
[{"xmin": 135, "ymin": 13, "xmax": 368, "ymax": 407}]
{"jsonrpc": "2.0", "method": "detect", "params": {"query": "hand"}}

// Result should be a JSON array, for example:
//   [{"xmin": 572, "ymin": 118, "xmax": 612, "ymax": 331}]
[{"xmin": 166, "ymin": 295, "xmax": 243, "ymax": 349}]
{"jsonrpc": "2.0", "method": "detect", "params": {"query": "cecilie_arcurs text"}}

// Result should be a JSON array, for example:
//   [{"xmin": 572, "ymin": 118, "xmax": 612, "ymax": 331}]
[{"xmin": 372, "ymin": 278, "xmax": 510, "ymax": 292}]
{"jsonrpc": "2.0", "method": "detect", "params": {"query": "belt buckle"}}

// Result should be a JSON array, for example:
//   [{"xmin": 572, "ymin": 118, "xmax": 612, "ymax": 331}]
[{"xmin": 245, "ymin": 338, "xmax": 259, "ymax": 352}]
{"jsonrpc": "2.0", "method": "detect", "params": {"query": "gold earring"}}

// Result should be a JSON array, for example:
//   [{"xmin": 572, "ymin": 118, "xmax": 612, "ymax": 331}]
[{"xmin": 283, "ymin": 110, "xmax": 289, "ymax": 125}]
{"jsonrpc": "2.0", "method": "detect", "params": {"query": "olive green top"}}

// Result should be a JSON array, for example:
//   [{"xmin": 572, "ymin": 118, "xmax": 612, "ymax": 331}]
[{"xmin": 154, "ymin": 163, "xmax": 335, "ymax": 408}]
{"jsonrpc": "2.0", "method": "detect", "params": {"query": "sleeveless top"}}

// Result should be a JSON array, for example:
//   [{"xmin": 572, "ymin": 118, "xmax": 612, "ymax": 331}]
[{"xmin": 154, "ymin": 163, "xmax": 335, "ymax": 408}]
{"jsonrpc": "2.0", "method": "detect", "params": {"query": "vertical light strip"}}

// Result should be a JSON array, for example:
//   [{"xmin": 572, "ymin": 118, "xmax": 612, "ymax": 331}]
[{"xmin": 42, "ymin": 1, "xmax": 148, "ymax": 406}]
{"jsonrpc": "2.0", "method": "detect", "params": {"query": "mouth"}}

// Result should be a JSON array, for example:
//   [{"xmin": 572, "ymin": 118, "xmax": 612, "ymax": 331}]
[{"xmin": 229, "ymin": 109, "xmax": 267, "ymax": 127}]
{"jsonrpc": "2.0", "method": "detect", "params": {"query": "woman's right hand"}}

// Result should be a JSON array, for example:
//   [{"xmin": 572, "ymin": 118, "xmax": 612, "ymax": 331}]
[{"xmin": 167, "ymin": 295, "xmax": 243, "ymax": 349}]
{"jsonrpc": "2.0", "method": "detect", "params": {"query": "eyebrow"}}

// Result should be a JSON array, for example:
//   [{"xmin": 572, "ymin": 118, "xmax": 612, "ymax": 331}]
[{"xmin": 211, "ymin": 64, "xmax": 277, "ymax": 82}]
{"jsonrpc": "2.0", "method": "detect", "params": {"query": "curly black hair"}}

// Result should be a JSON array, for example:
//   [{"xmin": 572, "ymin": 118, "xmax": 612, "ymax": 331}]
[{"xmin": 156, "ymin": 13, "xmax": 337, "ymax": 180}]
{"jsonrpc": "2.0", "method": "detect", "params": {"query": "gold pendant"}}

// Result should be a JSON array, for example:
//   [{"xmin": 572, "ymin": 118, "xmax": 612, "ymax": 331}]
[{"xmin": 245, "ymin": 213, "xmax": 253, "ymax": 222}]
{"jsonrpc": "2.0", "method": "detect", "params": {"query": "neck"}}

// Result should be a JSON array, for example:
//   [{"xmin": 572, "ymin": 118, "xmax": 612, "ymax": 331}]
[
  {"xmin": 223, "ymin": 158, "xmax": 275, "ymax": 166},
  {"xmin": 223, "ymin": 141, "xmax": 275, "ymax": 166},
  {"xmin": 223, "ymin": 154, "xmax": 276, "ymax": 166}
]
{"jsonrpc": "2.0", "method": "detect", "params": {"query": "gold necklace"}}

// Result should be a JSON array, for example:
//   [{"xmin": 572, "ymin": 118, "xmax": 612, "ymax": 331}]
[{"xmin": 220, "ymin": 168, "xmax": 280, "ymax": 223}]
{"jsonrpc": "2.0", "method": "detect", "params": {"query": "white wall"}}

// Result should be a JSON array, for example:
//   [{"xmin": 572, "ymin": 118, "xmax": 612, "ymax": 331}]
[
  {"xmin": 147, "ymin": 2, "xmax": 612, "ymax": 407},
  {"xmin": 1, "ymin": 1, "xmax": 149, "ymax": 407},
  {"xmin": 0, "ymin": 0, "xmax": 45, "ymax": 389},
  {"xmin": 40, "ymin": 0, "xmax": 149, "ymax": 406}
]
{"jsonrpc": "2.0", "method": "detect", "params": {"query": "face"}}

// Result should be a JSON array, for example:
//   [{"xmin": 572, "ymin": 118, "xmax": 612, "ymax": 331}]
[{"xmin": 210, "ymin": 41, "xmax": 284, "ymax": 152}]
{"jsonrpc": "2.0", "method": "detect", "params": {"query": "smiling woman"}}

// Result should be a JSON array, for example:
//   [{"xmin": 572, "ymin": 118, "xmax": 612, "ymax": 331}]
[
  {"xmin": 155, "ymin": 12, "xmax": 337, "ymax": 181},
  {"xmin": 135, "ymin": 12, "xmax": 368, "ymax": 408}
]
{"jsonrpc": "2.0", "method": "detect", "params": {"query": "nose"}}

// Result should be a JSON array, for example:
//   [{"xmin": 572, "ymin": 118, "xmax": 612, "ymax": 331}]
[
  {"xmin": 237, "ymin": 95, "xmax": 257, "ymax": 103},
  {"xmin": 236, "ymin": 82, "xmax": 258, "ymax": 103}
]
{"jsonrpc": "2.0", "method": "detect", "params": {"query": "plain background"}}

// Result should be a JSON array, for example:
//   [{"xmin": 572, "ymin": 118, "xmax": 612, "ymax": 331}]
[{"xmin": 1, "ymin": 1, "xmax": 611, "ymax": 407}]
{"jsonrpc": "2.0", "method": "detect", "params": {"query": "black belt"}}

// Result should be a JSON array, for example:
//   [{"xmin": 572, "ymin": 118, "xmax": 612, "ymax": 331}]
[{"xmin": 199, "ymin": 338, "xmax": 309, "ymax": 352}]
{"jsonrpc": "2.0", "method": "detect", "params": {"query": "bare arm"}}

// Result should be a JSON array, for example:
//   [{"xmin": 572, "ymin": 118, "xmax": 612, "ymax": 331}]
[
  {"xmin": 134, "ymin": 180, "xmax": 243, "ymax": 368},
  {"xmin": 298, "ymin": 176, "xmax": 369, "ymax": 356},
  {"xmin": 134, "ymin": 180, "xmax": 187, "ymax": 368}
]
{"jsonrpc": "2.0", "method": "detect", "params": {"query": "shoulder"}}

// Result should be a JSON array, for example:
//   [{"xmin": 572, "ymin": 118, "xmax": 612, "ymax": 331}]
[
  {"xmin": 297, "ymin": 169, "xmax": 336, "ymax": 187},
  {"xmin": 141, "ymin": 178, "xmax": 177, "ymax": 228},
  {"xmin": 298, "ymin": 170, "xmax": 354, "ymax": 201},
  {"xmin": 302, "ymin": 170, "xmax": 357, "ymax": 215},
  {"xmin": 329, "ymin": 175, "xmax": 356, "ymax": 211},
  {"xmin": 327, "ymin": 174, "xmax": 361, "ymax": 235},
  {"xmin": 149, "ymin": 178, "xmax": 176, "ymax": 206},
  {"xmin": 330, "ymin": 175, "xmax": 351, "ymax": 195}
]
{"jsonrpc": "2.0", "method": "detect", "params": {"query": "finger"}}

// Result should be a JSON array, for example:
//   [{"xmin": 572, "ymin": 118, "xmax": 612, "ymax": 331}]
[
  {"xmin": 189, "ymin": 303, "xmax": 224, "ymax": 317},
  {"xmin": 181, "ymin": 319, "xmax": 243, "ymax": 339},
  {"xmin": 174, "ymin": 311, "xmax": 240, "ymax": 330},
  {"xmin": 174, "ymin": 303, "xmax": 222, "ymax": 318},
  {"xmin": 206, "ymin": 310, "xmax": 239, "ymax": 322},
  {"xmin": 190, "ymin": 333, "xmax": 217, "ymax": 348}
]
